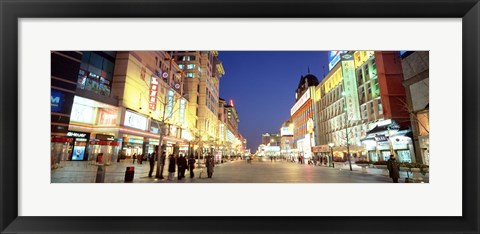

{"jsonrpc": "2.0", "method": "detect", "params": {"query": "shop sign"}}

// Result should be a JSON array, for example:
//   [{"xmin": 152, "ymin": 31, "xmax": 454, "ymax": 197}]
[
  {"xmin": 312, "ymin": 145, "xmax": 330, "ymax": 153},
  {"xmin": 67, "ymin": 131, "xmax": 88, "ymax": 138},
  {"xmin": 166, "ymin": 89, "xmax": 174, "ymax": 118},
  {"xmin": 341, "ymin": 53, "xmax": 361, "ymax": 121},
  {"xmin": 149, "ymin": 76, "xmax": 159, "ymax": 110},
  {"xmin": 51, "ymin": 137, "xmax": 73, "ymax": 143},
  {"xmin": 280, "ymin": 126, "xmax": 293, "ymax": 136},
  {"xmin": 290, "ymin": 90, "xmax": 311, "ymax": 116},
  {"xmin": 98, "ymin": 109, "xmax": 117, "ymax": 125},
  {"xmin": 374, "ymin": 135, "xmax": 388, "ymax": 142},
  {"xmin": 96, "ymin": 134, "xmax": 115, "ymax": 141},
  {"xmin": 124, "ymin": 110, "xmax": 148, "ymax": 131},
  {"xmin": 128, "ymin": 138, "xmax": 144, "ymax": 144},
  {"xmin": 51, "ymin": 90, "xmax": 64, "ymax": 113}
]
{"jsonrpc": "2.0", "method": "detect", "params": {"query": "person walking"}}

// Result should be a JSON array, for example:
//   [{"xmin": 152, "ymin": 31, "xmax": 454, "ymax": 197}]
[
  {"xmin": 206, "ymin": 155, "xmax": 215, "ymax": 178},
  {"xmin": 387, "ymin": 154, "xmax": 400, "ymax": 183},
  {"xmin": 177, "ymin": 154, "xmax": 187, "ymax": 180},
  {"xmin": 168, "ymin": 154, "xmax": 176, "ymax": 180},
  {"xmin": 148, "ymin": 152, "xmax": 155, "ymax": 177},
  {"xmin": 187, "ymin": 154, "xmax": 196, "ymax": 178},
  {"xmin": 132, "ymin": 153, "xmax": 136, "ymax": 164}
]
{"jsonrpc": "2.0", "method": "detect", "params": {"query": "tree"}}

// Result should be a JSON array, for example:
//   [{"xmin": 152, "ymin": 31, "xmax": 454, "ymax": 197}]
[{"xmin": 136, "ymin": 60, "xmax": 187, "ymax": 179}]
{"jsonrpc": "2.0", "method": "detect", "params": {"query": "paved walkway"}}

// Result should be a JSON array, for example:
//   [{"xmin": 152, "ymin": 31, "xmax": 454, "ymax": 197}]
[{"xmin": 51, "ymin": 159, "xmax": 428, "ymax": 183}]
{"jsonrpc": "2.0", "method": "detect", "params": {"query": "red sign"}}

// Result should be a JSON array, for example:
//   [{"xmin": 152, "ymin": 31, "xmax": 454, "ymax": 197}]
[
  {"xmin": 98, "ymin": 109, "xmax": 117, "ymax": 125},
  {"xmin": 51, "ymin": 137, "xmax": 73, "ymax": 143},
  {"xmin": 89, "ymin": 140, "xmax": 121, "ymax": 146},
  {"xmin": 149, "ymin": 76, "xmax": 159, "ymax": 110}
]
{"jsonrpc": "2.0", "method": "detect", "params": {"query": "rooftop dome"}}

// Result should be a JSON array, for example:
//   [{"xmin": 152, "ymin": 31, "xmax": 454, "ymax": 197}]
[{"xmin": 297, "ymin": 74, "xmax": 319, "ymax": 90}]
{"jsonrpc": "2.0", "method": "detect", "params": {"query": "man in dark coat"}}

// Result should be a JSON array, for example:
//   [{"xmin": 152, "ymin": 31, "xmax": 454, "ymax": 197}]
[
  {"xmin": 148, "ymin": 152, "xmax": 155, "ymax": 177},
  {"xmin": 177, "ymin": 155, "xmax": 187, "ymax": 180},
  {"xmin": 188, "ymin": 154, "xmax": 196, "ymax": 178},
  {"xmin": 168, "ymin": 154, "xmax": 176, "ymax": 180},
  {"xmin": 158, "ymin": 152, "xmax": 166, "ymax": 179},
  {"xmin": 206, "ymin": 155, "xmax": 215, "ymax": 178},
  {"xmin": 387, "ymin": 154, "xmax": 400, "ymax": 183}
]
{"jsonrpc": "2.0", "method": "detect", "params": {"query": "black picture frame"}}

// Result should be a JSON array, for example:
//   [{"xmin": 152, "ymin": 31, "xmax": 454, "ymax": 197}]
[{"xmin": 1, "ymin": 0, "xmax": 478, "ymax": 233}]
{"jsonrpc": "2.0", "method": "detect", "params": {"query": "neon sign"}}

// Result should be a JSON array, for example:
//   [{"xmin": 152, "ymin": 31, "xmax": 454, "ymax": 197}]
[{"xmin": 149, "ymin": 76, "xmax": 159, "ymax": 110}]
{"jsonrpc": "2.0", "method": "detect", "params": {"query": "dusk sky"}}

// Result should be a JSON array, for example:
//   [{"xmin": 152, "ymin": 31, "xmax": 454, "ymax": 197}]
[{"xmin": 218, "ymin": 51, "xmax": 330, "ymax": 150}]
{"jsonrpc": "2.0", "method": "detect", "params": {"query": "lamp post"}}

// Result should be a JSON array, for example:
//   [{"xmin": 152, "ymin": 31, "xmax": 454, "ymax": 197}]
[
  {"xmin": 328, "ymin": 142, "xmax": 334, "ymax": 167},
  {"xmin": 341, "ymin": 92, "xmax": 353, "ymax": 171}
]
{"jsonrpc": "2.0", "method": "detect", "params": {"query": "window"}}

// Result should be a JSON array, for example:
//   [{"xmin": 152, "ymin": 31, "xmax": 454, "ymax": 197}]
[
  {"xmin": 187, "ymin": 64, "xmax": 195, "ymax": 69},
  {"xmin": 77, "ymin": 52, "xmax": 115, "ymax": 96},
  {"xmin": 186, "ymin": 72, "xmax": 195, "ymax": 78},
  {"xmin": 178, "ymin": 64, "xmax": 184, "ymax": 69},
  {"xmin": 378, "ymin": 100, "xmax": 383, "ymax": 114}
]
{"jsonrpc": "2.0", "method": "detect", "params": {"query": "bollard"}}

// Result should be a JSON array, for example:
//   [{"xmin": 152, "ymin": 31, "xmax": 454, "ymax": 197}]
[
  {"xmin": 124, "ymin": 166, "xmax": 135, "ymax": 182},
  {"xmin": 95, "ymin": 165, "xmax": 105, "ymax": 183}
]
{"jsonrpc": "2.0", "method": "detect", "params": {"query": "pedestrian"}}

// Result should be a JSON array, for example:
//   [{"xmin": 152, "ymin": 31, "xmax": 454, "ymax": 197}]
[
  {"xmin": 188, "ymin": 154, "xmax": 196, "ymax": 178},
  {"xmin": 206, "ymin": 155, "xmax": 215, "ymax": 178},
  {"xmin": 148, "ymin": 152, "xmax": 155, "ymax": 177},
  {"xmin": 158, "ymin": 151, "xmax": 166, "ymax": 179},
  {"xmin": 168, "ymin": 154, "xmax": 176, "ymax": 180},
  {"xmin": 177, "ymin": 154, "xmax": 187, "ymax": 180},
  {"xmin": 387, "ymin": 154, "xmax": 400, "ymax": 183},
  {"xmin": 132, "ymin": 153, "xmax": 136, "ymax": 164}
]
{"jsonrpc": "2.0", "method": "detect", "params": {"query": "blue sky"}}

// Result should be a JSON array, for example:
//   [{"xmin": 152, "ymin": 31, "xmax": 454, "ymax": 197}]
[{"xmin": 218, "ymin": 51, "xmax": 330, "ymax": 150}]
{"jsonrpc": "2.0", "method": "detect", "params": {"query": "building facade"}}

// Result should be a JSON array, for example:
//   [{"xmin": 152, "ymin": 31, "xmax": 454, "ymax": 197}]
[
  {"xmin": 315, "ymin": 51, "xmax": 414, "ymax": 163},
  {"xmin": 51, "ymin": 51, "xmax": 245, "ymax": 170},
  {"xmin": 290, "ymin": 74, "xmax": 319, "ymax": 159},
  {"xmin": 400, "ymin": 51, "xmax": 430, "ymax": 165}
]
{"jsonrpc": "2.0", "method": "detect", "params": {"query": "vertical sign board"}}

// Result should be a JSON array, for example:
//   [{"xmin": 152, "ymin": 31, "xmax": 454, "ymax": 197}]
[
  {"xmin": 341, "ymin": 53, "xmax": 361, "ymax": 121},
  {"xmin": 179, "ymin": 99, "xmax": 186, "ymax": 125},
  {"xmin": 149, "ymin": 76, "xmax": 159, "ymax": 111},
  {"xmin": 167, "ymin": 89, "xmax": 174, "ymax": 118}
]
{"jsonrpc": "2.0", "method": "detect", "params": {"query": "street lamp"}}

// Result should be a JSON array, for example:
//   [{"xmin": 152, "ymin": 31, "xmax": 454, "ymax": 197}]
[
  {"xmin": 328, "ymin": 142, "xmax": 334, "ymax": 167},
  {"xmin": 341, "ymin": 91, "xmax": 353, "ymax": 171}
]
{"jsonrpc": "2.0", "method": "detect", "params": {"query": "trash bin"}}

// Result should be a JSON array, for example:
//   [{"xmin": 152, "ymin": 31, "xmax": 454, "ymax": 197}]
[{"xmin": 124, "ymin": 166, "xmax": 134, "ymax": 182}]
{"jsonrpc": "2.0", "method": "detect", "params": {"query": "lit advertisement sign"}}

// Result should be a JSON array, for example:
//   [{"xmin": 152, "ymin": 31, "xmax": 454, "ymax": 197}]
[
  {"xmin": 328, "ymin": 51, "xmax": 346, "ymax": 70},
  {"xmin": 72, "ymin": 146, "xmax": 86, "ymax": 161},
  {"xmin": 166, "ymin": 89, "xmax": 174, "ymax": 118},
  {"xmin": 51, "ymin": 90, "xmax": 64, "ymax": 113},
  {"xmin": 124, "ymin": 110, "xmax": 147, "ymax": 130},
  {"xmin": 70, "ymin": 103, "xmax": 95, "ymax": 124},
  {"xmin": 179, "ymin": 99, "xmax": 185, "ymax": 125},
  {"xmin": 290, "ymin": 90, "xmax": 311, "ymax": 116},
  {"xmin": 149, "ymin": 76, "xmax": 159, "ymax": 111},
  {"xmin": 280, "ymin": 127, "xmax": 293, "ymax": 136},
  {"xmin": 341, "ymin": 53, "xmax": 361, "ymax": 121},
  {"xmin": 98, "ymin": 108, "xmax": 117, "ymax": 125}
]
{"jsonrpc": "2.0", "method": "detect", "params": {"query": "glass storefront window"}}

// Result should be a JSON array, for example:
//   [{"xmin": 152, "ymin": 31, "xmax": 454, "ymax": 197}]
[{"xmin": 396, "ymin": 150, "xmax": 412, "ymax": 163}]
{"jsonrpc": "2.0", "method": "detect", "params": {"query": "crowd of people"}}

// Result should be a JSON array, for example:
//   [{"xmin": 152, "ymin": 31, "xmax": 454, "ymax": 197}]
[{"xmin": 143, "ymin": 152, "xmax": 216, "ymax": 180}]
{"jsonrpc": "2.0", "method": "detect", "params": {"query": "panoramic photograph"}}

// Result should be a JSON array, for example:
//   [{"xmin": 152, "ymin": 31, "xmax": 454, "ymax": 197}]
[{"xmin": 50, "ymin": 50, "xmax": 429, "ymax": 183}]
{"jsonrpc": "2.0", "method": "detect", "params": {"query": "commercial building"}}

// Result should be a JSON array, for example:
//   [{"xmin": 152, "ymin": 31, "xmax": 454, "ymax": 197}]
[
  {"xmin": 290, "ymin": 73, "xmax": 319, "ymax": 159},
  {"xmin": 173, "ymin": 51, "xmax": 225, "ymax": 157},
  {"xmin": 279, "ymin": 120, "xmax": 295, "ymax": 158},
  {"xmin": 400, "ymin": 51, "xmax": 429, "ymax": 164},
  {"xmin": 315, "ymin": 51, "xmax": 414, "ymax": 163},
  {"xmin": 51, "ymin": 51, "xmax": 245, "ymax": 169}
]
